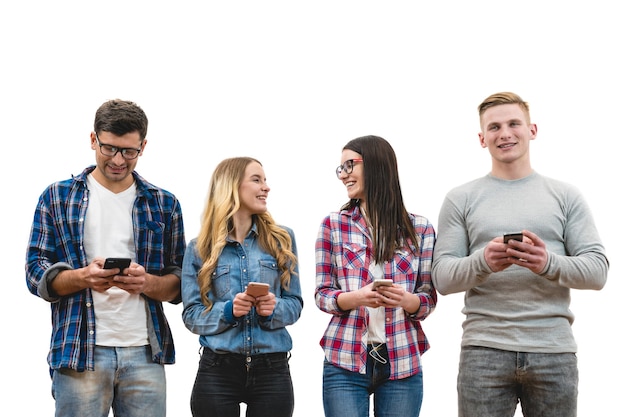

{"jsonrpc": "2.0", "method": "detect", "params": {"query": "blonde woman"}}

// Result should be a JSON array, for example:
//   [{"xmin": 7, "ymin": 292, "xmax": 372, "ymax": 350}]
[{"xmin": 182, "ymin": 157, "xmax": 302, "ymax": 417}]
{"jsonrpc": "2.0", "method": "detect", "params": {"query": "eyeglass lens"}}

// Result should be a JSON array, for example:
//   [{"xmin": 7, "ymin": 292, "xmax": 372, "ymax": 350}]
[
  {"xmin": 336, "ymin": 160, "xmax": 356, "ymax": 177},
  {"xmin": 101, "ymin": 145, "xmax": 140, "ymax": 159},
  {"xmin": 96, "ymin": 134, "xmax": 141, "ymax": 159}
]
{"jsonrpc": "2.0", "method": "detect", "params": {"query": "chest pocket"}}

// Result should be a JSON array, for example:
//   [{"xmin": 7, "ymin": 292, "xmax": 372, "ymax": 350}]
[
  {"xmin": 259, "ymin": 260, "xmax": 279, "ymax": 284},
  {"xmin": 342, "ymin": 242, "xmax": 367, "ymax": 270},
  {"xmin": 211, "ymin": 265, "xmax": 231, "ymax": 298},
  {"xmin": 394, "ymin": 249, "xmax": 415, "ymax": 275}
]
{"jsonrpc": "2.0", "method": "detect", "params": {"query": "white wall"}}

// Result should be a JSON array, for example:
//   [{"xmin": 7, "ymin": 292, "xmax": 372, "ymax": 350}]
[{"xmin": 3, "ymin": 2, "xmax": 623, "ymax": 416}]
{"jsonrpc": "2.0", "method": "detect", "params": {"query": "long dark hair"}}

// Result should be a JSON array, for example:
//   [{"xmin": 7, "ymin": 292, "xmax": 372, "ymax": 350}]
[{"xmin": 341, "ymin": 135, "xmax": 419, "ymax": 263}]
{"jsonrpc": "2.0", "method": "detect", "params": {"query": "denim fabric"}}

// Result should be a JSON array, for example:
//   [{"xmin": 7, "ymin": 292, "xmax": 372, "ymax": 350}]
[
  {"xmin": 458, "ymin": 346, "xmax": 578, "ymax": 417},
  {"xmin": 322, "ymin": 345, "xmax": 423, "ymax": 417},
  {"xmin": 51, "ymin": 345, "xmax": 165, "ymax": 417},
  {"xmin": 181, "ymin": 229, "xmax": 303, "ymax": 356},
  {"xmin": 190, "ymin": 348, "xmax": 294, "ymax": 417}
]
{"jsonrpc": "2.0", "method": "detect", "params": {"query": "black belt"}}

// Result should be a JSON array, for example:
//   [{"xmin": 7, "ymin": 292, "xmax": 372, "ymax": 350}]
[{"xmin": 201, "ymin": 347, "xmax": 288, "ymax": 362}]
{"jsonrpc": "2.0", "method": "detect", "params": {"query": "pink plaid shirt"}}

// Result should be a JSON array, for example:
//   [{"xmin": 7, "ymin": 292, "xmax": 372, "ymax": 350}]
[{"xmin": 315, "ymin": 205, "xmax": 437, "ymax": 379}]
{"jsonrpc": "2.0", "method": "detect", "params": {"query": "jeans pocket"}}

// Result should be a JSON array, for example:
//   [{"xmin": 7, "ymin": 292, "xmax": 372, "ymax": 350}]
[{"xmin": 199, "ymin": 348, "xmax": 221, "ymax": 369}]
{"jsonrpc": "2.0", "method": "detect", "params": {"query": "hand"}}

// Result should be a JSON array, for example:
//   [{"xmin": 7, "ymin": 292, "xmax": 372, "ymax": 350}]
[
  {"xmin": 350, "ymin": 283, "xmax": 390, "ymax": 308},
  {"xmin": 338, "ymin": 283, "xmax": 412, "ymax": 310},
  {"xmin": 110, "ymin": 262, "xmax": 147, "ymax": 294},
  {"xmin": 254, "ymin": 292, "xmax": 277, "ymax": 317},
  {"xmin": 233, "ymin": 292, "xmax": 256, "ymax": 317},
  {"xmin": 504, "ymin": 230, "xmax": 548, "ymax": 274},
  {"xmin": 484, "ymin": 230, "xmax": 547, "ymax": 273},
  {"xmin": 373, "ymin": 284, "xmax": 405, "ymax": 307},
  {"xmin": 86, "ymin": 258, "xmax": 118, "ymax": 293}
]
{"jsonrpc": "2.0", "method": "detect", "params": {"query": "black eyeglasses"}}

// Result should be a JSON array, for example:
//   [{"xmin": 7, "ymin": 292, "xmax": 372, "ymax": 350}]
[
  {"xmin": 335, "ymin": 158, "xmax": 363, "ymax": 178},
  {"xmin": 95, "ymin": 133, "xmax": 143, "ymax": 160}
]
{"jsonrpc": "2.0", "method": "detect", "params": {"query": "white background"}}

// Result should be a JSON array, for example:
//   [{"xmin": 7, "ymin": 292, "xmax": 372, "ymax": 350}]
[{"xmin": 2, "ymin": 2, "xmax": 623, "ymax": 416}]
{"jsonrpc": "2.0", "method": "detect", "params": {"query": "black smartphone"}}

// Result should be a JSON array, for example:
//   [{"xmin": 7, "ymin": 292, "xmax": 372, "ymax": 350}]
[
  {"xmin": 503, "ymin": 233, "xmax": 523, "ymax": 243},
  {"xmin": 104, "ymin": 257, "xmax": 131, "ymax": 271}
]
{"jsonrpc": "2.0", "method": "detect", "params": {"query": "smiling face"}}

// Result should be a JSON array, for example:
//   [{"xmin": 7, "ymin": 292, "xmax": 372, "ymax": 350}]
[
  {"xmin": 90, "ymin": 130, "xmax": 145, "ymax": 192},
  {"xmin": 337, "ymin": 149, "xmax": 365, "ymax": 202},
  {"xmin": 238, "ymin": 161, "xmax": 270, "ymax": 216},
  {"xmin": 478, "ymin": 103, "xmax": 537, "ymax": 179}
]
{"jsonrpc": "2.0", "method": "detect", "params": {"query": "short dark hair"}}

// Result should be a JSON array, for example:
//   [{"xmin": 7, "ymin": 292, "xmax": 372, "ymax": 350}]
[{"xmin": 94, "ymin": 99, "xmax": 148, "ymax": 140}]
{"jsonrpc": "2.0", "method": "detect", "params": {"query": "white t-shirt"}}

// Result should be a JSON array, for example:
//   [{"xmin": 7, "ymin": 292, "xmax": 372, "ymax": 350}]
[
  {"xmin": 84, "ymin": 174, "xmax": 149, "ymax": 347},
  {"xmin": 366, "ymin": 262, "xmax": 386, "ymax": 344}
]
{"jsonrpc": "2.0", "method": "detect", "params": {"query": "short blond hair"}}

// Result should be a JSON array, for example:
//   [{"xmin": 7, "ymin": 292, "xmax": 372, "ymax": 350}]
[{"xmin": 478, "ymin": 92, "xmax": 531, "ymax": 125}]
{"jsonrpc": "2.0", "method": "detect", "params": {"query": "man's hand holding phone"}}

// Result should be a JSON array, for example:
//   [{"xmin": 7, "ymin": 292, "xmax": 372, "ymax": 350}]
[
  {"xmin": 100, "ymin": 258, "xmax": 145, "ymax": 294},
  {"xmin": 503, "ymin": 233, "xmax": 523, "ymax": 244},
  {"xmin": 103, "ymin": 257, "xmax": 131, "ymax": 274}
]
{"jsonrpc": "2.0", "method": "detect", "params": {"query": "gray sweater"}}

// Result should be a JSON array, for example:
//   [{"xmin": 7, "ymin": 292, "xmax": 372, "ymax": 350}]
[{"xmin": 432, "ymin": 171, "xmax": 608, "ymax": 353}]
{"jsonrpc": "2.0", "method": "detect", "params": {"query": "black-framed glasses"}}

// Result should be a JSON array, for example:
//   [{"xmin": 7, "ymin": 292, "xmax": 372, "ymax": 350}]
[
  {"xmin": 335, "ymin": 158, "xmax": 363, "ymax": 178},
  {"xmin": 95, "ymin": 133, "xmax": 143, "ymax": 160}
]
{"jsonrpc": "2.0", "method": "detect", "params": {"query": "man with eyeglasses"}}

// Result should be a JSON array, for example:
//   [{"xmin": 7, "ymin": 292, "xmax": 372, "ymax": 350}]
[{"xmin": 25, "ymin": 99, "xmax": 187, "ymax": 417}]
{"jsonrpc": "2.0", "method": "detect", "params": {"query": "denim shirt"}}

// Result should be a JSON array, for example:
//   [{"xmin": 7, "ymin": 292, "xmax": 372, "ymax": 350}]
[{"xmin": 182, "ymin": 223, "xmax": 303, "ymax": 356}]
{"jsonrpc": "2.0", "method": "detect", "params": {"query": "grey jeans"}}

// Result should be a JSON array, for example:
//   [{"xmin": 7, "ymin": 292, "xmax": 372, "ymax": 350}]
[{"xmin": 458, "ymin": 346, "xmax": 578, "ymax": 417}]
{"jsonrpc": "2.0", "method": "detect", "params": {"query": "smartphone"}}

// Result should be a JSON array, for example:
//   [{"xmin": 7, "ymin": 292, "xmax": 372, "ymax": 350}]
[
  {"xmin": 503, "ymin": 233, "xmax": 523, "ymax": 244},
  {"xmin": 104, "ymin": 257, "xmax": 131, "ymax": 271},
  {"xmin": 246, "ymin": 282, "xmax": 270, "ymax": 297},
  {"xmin": 372, "ymin": 279, "xmax": 393, "ymax": 290}
]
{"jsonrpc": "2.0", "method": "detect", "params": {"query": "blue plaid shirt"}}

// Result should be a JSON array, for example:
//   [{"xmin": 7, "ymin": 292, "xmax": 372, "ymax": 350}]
[{"xmin": 26, "ymin": 166, "xmax": 186, "ymax": 371}]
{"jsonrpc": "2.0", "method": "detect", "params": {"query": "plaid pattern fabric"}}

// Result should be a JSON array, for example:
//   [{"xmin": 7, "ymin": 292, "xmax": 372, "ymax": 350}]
[
  {"xmin": 26, "ymin": 166, "xmax": 186, "ymax": 371},
  {"xmin": 315, "ymin": 205, "xmax": 436, "ymax": 379}
]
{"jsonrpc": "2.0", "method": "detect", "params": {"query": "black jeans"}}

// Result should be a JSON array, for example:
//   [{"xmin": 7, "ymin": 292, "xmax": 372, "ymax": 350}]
[{"xmin": 191, "ymin": 348, "xmax": 294, "ymax": 417}]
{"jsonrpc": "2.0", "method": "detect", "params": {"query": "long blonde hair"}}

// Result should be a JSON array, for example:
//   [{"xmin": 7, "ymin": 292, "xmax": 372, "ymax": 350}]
[{"xmin": 196, "ymin": 157, "xmax": 297, "ymax": 310}]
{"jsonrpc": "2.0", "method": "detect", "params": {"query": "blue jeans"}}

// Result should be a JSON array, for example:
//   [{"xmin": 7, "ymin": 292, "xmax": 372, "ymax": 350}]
[
  {"xmin": 190, "ymin": 348, "xmax": 294, "ymax": 417},
  {"xmin": 322, "ymin": 345, "xmax": 423, "ymax": 417},
  {"xmin": 51, "ymin": 345, "xmax": 166, "ymax": 417},
  {"xmin": 458, "ymin": 346, "xmax": 578, "ymax": 417}
]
